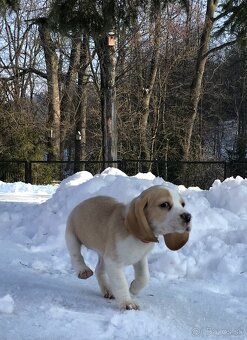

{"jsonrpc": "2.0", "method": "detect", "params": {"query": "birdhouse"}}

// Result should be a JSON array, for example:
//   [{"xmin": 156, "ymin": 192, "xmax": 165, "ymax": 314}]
[{"xmin": 108, "ymin": 31, "xmax": 115, "ymax": 47}]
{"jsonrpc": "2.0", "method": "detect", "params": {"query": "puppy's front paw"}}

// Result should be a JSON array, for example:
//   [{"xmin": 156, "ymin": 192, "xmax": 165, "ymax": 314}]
[
  {"xmin": 103, "ymin": 289, "xmax": 114, "ymax": 299},
  {"xmin": 120, "ymin": 301, "xmax": 139, "ymax": 310},
  {"xmin": 78, "ymin": 268, "xmax": 93, "ymax": 279}
]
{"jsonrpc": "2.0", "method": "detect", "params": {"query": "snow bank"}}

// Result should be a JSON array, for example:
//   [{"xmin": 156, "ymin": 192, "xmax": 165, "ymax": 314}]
[
  {"xmin": 0, "ymin": 168, "xmax": 247, "ymax": 281},
  {"xmin": 207, "ymin": 176, "xmax": 247, "ymax": 215},
  {"xmin": 0, "ymin": 168, "xmax": 246, "ymax": 339},
  {"xmin": 0, "ymin": 180, "xmax": 56, "ymax": 194}
]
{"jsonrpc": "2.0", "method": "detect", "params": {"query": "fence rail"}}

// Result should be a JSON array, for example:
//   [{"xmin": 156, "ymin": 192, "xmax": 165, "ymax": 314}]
[{"xmin": 0, "ymin": 159, "xmax": 246, "ymax": 189}]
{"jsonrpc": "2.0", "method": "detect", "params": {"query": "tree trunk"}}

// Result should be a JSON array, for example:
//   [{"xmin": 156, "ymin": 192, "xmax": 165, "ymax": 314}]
[
  {"xmin": 140, "ymin": 5, "xmax": 161, "ymax": 161},
  {"xmin": 184, "ymin": 0, "xmax": 218, "ymax": 160},
  {"xmin": 236, "ymin": 47, "xmax": 247, "ymax": 162},
  {"xmin": 96, "ymin": 34, "xmax": 117, "ymax": 167},
  {"xmin": 38, "ymin": 20, "xmax": 60, "ymax": 161},
  {"xmin": 140, "ymin": 90, "xmax": 152, "ymax": 160},
  {"xmin": 74, "ymin": 34, "xmax": 89, "ymax": 173},
  {"xmin": 60, "ymin": 33, "xmax": 81, "ymax": 161}
]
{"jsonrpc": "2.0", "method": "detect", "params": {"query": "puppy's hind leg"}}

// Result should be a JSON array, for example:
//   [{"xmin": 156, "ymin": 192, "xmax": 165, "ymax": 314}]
[{"xmin": 65, "ymin": 226, "xmax": 93, "ymax": 279}]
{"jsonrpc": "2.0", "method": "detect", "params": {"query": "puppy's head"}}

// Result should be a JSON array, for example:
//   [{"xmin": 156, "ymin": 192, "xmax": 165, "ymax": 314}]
[{"xmin": 125, "ymin": 185, "xmax": 191, "ymax": 250}]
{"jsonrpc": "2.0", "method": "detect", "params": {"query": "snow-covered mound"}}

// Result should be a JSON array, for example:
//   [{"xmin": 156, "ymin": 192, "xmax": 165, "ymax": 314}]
[{"xmin": 0, "ymin": 169, "xmax": 246, "ymax": 340}]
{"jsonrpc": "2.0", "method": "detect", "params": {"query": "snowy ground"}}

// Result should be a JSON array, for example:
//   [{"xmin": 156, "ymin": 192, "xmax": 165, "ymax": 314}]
[{"xmin": 0, "ymin": 168, "xmax": 246, "ymax": 340}]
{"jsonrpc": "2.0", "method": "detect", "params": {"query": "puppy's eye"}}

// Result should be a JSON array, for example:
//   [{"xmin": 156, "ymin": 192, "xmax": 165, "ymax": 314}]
[
  {"xmin": 160, "ymin": 202, "xmax": 171, "ymax": 209},
  {"xmin": 181, "ymin": 202, "xmax": 185, "ymax": 207}
]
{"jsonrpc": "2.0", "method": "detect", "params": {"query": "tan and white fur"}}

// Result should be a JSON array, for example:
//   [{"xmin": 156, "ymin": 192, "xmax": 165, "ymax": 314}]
[{"xmin": 65, "ymin": 185, "xmax": 192, "ymax": 310}]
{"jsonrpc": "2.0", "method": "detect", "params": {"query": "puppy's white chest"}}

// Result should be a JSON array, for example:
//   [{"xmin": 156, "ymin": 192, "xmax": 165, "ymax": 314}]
[{"xmin": 116, "ymin": 236, "xmax": 154, "ymax": 265}]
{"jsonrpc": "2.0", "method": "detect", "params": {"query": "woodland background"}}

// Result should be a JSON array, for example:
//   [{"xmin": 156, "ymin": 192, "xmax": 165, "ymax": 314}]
[{"xmin": 0, "ymin": 0, "xmax": 246, "ymax": 169}]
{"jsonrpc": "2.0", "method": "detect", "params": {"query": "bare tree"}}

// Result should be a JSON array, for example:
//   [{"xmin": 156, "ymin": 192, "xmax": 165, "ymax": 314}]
[
  {"xmin": 139, "ymin": 2, "xmax": 162, "ymax": 161},
  {"xmin": 74, "ymin": 33, "xmax": 90, "ymax": 172},
  {"xmin": 60, "ymin": 32, "xmax": 81, "ymax": 161},
  {"xmin": 38, "ymin": 18, "xmax": 60, "ymax": 160},
  {"xmin": 1, "ymin": 0, "xmax": 247, "ymax": 175},
  {"xmin": 95, "ymin": 31, "xmax": 117, "ymax": 166}
]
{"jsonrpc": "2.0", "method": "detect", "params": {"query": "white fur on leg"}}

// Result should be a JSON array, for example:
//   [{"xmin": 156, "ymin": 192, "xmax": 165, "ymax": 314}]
[
  {"xmin": 65, "ymin": 228, "xmax": 93, "ymax": 279},
  {"xmin": 95, "ymin": 256, "xmax": 113, "ymax": 298},
  {"xmin": 130, "ymin": 256, "xmax": 150, "ymax": 295},
  {"xmin": 104, "ymin": 258, "xmax": 139, "ymax": 310}
]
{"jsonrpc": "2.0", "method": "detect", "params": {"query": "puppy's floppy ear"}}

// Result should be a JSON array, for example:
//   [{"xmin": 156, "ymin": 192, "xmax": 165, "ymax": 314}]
[
  {"xmin": 125, "ymin": 196, "xmax": 158, "ymax": 243},
  {"xmin": 164, "ymin": 232, "xmax": 189, "ymax": 251}
]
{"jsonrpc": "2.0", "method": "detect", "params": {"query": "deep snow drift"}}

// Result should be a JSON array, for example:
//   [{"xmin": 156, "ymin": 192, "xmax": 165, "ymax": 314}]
[{"xmin": 0, "ymin": 168, "xmax": 246, "ymax": 340}]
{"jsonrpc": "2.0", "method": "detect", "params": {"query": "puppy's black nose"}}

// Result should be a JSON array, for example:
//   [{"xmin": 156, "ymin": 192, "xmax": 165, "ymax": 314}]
[{"xmin": 180, "ymin": 212, "xmax": 191, "ymax": 223}]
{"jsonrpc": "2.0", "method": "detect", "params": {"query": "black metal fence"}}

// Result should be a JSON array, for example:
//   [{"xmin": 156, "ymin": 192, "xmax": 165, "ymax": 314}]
[{"xmin": 0, "ymin": 159, "xmax": 246, "ymax": 189}]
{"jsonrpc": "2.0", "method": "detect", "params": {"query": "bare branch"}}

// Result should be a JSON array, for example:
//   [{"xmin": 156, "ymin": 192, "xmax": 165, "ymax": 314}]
[
  {"xmin": 0, "ymin": 66, "xmax": 47, "ymax": 80},
  {"xmin": 203, "ymin": 39, "xmax": 240, "ymax": 59}
]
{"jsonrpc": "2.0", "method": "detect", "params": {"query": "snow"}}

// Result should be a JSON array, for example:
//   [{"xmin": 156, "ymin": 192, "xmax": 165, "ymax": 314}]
[
  {"xmin": 0, "ymin": 295, "xmax": 14, "ymax": 314},
  {"xmin": 0, "ymin": 168, "xmax": 246, "ymax": 340}
]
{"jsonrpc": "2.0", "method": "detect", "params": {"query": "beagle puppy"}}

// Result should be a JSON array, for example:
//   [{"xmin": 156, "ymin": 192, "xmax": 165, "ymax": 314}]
[{"xmin": 65, "ymin": 185, "xmax": 191, "ymax": 310}]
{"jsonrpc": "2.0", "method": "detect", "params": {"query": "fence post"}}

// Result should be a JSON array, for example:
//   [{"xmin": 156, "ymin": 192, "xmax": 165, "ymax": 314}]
[
  {"xmin": 154, "ymin": 159, "xmax": 159, "ymax": 177},
  {"xmin": 228, "ymin": 161, "xmax": 233, "ymax": 178},
  {"xmin": 223, "ymin": 161, "xmax": 227, "ymax": 180},
  {"xmin": 25, "ymin": 161, "xmax": 32, "ymax": 184},
  {"xmin": 121, "ymin": 159, "xmax": 127, "ymax": 173}
]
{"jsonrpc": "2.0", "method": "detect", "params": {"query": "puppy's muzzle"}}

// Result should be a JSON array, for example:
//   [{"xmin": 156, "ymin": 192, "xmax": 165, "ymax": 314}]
[
  {"xmin": 180, "ymin": 212, "xmax": 192, "ymax": 232},
  {"xmin": 180, "ymin": 212, "xmax": 191, "ymax": 223}
]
